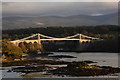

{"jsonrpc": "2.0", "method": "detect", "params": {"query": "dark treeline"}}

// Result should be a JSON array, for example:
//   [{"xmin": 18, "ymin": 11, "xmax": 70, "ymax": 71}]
[
  {"xmin": 2, "ymin": 25, "xmax": 120, "ymax": 40},
  {"xmin": 2, "ymin": 25, "xmax": 120, "ymax": 53},
  {"xmin": 87, "ymin": 38, "xmax": 119, "ymax": 53}
]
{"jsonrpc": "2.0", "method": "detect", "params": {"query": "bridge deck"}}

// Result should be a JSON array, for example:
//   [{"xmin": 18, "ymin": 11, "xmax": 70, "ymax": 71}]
[{"xmin": 14, "ymin": 39, "xmax": 80, "ymax": 41}]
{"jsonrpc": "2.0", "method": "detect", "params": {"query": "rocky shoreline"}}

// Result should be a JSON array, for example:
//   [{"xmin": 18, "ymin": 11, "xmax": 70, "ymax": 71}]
[
  {"xmin": 49, "ymin": 61, "xmax": 120, "ymax": 77},
  {"xmin": 2, "ymin": 59, "xmax": 120, "ymax": 77},
  {"xmin": 1, "ymin": 52, "xmax": 120, "ymax": 77}
]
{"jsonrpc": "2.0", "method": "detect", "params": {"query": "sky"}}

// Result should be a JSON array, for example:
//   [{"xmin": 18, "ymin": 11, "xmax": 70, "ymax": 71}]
[{"xmin": 2, "ymin": 2, "xmax": 118, "ymax": 17}]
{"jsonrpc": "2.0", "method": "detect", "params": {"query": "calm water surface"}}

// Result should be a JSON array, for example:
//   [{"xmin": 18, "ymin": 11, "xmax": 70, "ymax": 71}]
[{"xmin": 52, "ymin": 52, "xmax": 118, "ymax": 67}]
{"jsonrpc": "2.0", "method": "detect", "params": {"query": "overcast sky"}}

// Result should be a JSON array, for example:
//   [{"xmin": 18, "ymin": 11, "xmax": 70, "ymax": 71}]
[{"xmin": 2, "ymin": 2, "xmax": 118, "ymax": 17}]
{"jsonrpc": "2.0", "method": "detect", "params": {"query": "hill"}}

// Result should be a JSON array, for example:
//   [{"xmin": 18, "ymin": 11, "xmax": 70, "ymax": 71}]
[{"xmin": 2, "ymin": 13, "xmax": 118, "ymax": 29}]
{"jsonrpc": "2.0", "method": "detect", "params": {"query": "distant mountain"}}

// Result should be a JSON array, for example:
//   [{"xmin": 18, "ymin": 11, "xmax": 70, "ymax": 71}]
[{"xmin": 2, "ymin": 13, "xmax": 118, "ymax": 29}]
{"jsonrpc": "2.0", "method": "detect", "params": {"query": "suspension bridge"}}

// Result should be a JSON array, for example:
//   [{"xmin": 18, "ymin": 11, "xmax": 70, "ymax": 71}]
[{"xmin": 11, "ymin": 33, "xmax": 101, "ymax": 46}]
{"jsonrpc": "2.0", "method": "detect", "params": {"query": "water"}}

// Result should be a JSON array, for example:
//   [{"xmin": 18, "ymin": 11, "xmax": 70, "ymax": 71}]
[
  {"xmin": 1, "ymin": 52, "xmax": 119, "ymax": 78},
  {"xmin": 2, "ymin": 70, "xmax": 24, "ymax": 78},
  {"xmin": 1, "ymin": 66, "xmax": 26, "ymax": 78},
  {"xmin": 51, "ymin": 52, "xmax": 118, "ymax": 67}
]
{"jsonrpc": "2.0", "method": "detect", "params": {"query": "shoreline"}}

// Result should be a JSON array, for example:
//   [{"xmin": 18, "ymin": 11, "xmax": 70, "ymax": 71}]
[
  {"xmin": 1, "ymin": 52, "xmax": 120, "ymax": 78},
  {"xmin": 2, "ymin": 59, "xmax": 120, "ymax": 77}
]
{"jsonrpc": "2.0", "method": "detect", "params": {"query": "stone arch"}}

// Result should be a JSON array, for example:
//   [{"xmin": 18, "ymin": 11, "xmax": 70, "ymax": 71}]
[
  {"xmin": 34, "ymin": 41, "xmax": 38, "ymax": 44},
  {"xmin": 82, "ymin": 41, "xmax": 85, "ymax": 43},
  {"xmin": 22, "ymin": 41, "xmax": 27, "ymax": 45},
  {"xmin": 28, "ymin": 42, "xmax": 32, "ymax": 44},
  {"xmin": 18, "ymin": 42, "xmax": 23, "ymax": 47},
  {"xmin": 86, "ymin": 41, "xmax": 89, "ymax": 43}
]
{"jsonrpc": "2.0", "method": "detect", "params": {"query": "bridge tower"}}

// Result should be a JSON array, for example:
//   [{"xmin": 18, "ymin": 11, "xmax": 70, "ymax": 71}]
[
  {"xmin": 78, "ymin": 33, "xmax": 84, "ymax": 51},
  {"xmin": 37, "ymin": 33, "xmax": 41, "ymax": 45},
  {"xmin": 37, "ymin": 33, "xmax": 44, "ymax": 53},
  {"xmin": 79, "ymin": 34, "xmax": 82, "ymax": 43}
]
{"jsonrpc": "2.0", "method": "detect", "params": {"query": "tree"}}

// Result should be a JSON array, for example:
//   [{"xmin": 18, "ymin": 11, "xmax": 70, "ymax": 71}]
[{"xmin": 2, "ymin": 40, "xmax": 23, "ymax": 60}]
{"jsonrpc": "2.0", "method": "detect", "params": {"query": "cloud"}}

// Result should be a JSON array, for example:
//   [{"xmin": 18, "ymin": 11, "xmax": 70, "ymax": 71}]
[{"xmin": 2, "ymin": 2, "xmax": 118, "ymax": 17}]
